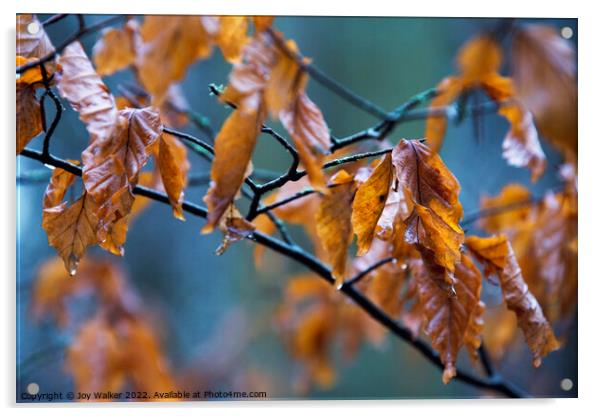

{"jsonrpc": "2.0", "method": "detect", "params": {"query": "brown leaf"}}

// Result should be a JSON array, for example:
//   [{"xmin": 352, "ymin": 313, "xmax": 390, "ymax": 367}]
[
  {"xmin": 465, "ymin": 235, "xmax": 560, "ymax": 366},
  {"xmin": 157, "ymin": 133, "xmax": 190, "ymax": 220},
  {"xmin": 512, "ymin": 25, "xmax": 577, "ymax": 161},
  {"xmin": 351, "ymin": 153, "xmax": 394, "ymax": 255},
  {"xmin": 215, "ymin": 205, "xmax": 256, "ymax": 255},
  {"xmin": 413, "ymin": 254, "xmax": 482, "ymax": 383},
  {"xmin": 464, "ymin": 300, "xmax": 485, "ymax": 363},
  {"xmin": 57, "ymin": 42, "xmax": 119, "ymax": 141},
  {"xmin": 479, "ymin": 183, "xmax": 532, "ymax": 234},
  {"xmin": 280, "ymin": 92, "xmax": 330, "ymax": 193},
  {"xmin": 16, "ymin": 81, "xmax": 43, "ymax": 154},
  {"xmin": 82, "ymin": 107, "xmax": 161, "ymax": 239},
  {"xmin": 265, "ymin": 39, "xmax": 307, "ymax": 117},
  {"xmin": 316, "ymin": 177, "xmax": 356, "ymax": 287},
  {"xmin": 16, "ymin": 14, "xmax": 56, "ymax": 75},
  {"xmin": 216, "ymin": 16, "xmax": 249, "ymax": 63},
  {"xmin": 392, "ymin": 140, "xmax": 464, "ymax": 286},
  {"xmin": 66, "ymin": 316, "xmax": 125, "ymax": 395},
  {"xmin": 42, "ymin": 166, "xmax": 100, "ymax": 275},
  {"xmin": 252, "ymin": 16, "xmax": 275, "ymax": 33},
  {"xmin": 92, "ymin": 20, "xmax": 139, "ymax": 76},
  {"xmin": 457, "ymin": 35, "xmax": 502, "ymax": 81},
  {"xmin": 499, "ymin": 102, "xmax": 546, "ymax": 181},
  {"xmin": 137, "ymin": 16, "xmax": 216, "ymax": 104},
  {"xmin": 424, "ymin": 77, "xmax": 463, "ymax": 152},
  {"xmin": 202, "ymin": 107, "xmax": 263, "ymax": 233}
]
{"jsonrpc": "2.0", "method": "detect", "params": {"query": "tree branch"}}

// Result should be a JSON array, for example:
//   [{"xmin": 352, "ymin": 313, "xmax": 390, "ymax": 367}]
[{"xmin": 18, "ymin": 148, "xmax": 530, "ymax": 398}]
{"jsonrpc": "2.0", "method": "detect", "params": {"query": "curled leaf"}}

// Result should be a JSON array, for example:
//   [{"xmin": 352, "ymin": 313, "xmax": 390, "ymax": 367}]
[
  {"xmin": 465, "ymin": 235, "xmax": 560, "ymax": 366},
  {"xmin": 316, "ymin": 177, "xmax": 356, "ymax": 287},
  {"xmin": 351, "ymin": 153, "xmax": 394, "ymax": 255},
  {"xmin": 157, "ymin": 133, "xmax": 190, "ymax": 220}
]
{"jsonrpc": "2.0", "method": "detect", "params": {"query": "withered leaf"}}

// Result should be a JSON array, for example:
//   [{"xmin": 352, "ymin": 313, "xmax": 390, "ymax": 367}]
[
  {"xmin": 16, "ymin": 14, "xmax": 56, "ymax": 75},
  {"xmin": 265, "ymin": 39, "xmax": 307, "ymax": 117},
  {"xmin": 16, "ymin": 79, "xmax": 43, "ymax": 154},
  {"xmin": 280, "ymin": 92, "xmax": 330, "ymax": 193},
  {"xmin": 216, "ymin": 16, "xmax": 249, "ymax": 63},
  {"xmin": 316, "ymin": 175, "xmax": 356, "ymax": 287},
  {"xmin": 57, "ymin": 42, "xmax": 119, "ymax": 141},
  {"xmin": 351, "ymin": 153, "xmax": 394, "ymax": 255},
  {"xmin": 413, "ymin": 254, "xmax": 482, "ymax": 384},
  {"xmin": 82, "ymin": 107, "xmax": 161, "ymax": 239},
  {"xmin": 137, "ymin": 16, "xmax": 217, "ymax": 104},
  {"xmin": 512, "ymin": 25, "xmax": 577, "ymax": 161},
  {"xmin": 202, "ymin": 107, "xmax": 263, "ymax": 233},
  {"xmin": 499, "ymin": 103, "xmax": 546, "ymax": 181},
  {"xmin": 42, "ymin": 166, "xmax": 100, "ymax": 275},
  {"xmin": 465, "ymin": 235, "xmax": 560, "ymax": 366},
  {"xmin": 392, "ymin": 140, "xmax": 464, "ymax": 284},
  {"xmin": 157, "ymin": 133, "xmax": 190, "ymax": 220},
  {"xmin": 252, "ymin": 16, "xmax": 275, "ymax": 33},
  {"xmin": 92, "ymin": 20, "xmax": 139, "ymax": 76}
]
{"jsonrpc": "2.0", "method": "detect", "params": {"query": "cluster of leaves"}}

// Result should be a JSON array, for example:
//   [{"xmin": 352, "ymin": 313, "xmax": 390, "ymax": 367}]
[
  {"xmin": 32, "ymin": 256, "xmax": 176, "ymax": 396},
  {"xmin": 17, "ymin": 13, "xmax": 577, "ymax": 393}
]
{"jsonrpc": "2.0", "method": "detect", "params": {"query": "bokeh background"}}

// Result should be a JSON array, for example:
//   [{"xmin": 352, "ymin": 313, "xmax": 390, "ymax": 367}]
[{"xmin": 17, "ymin": 15, "xmax": 577, "ymax": 400}]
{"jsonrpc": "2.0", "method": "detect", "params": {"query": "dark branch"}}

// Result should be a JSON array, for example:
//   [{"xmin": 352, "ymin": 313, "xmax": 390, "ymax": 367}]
[{"xmin": 18, "ymin": 148, "xmax": 528, "ymax": 398}]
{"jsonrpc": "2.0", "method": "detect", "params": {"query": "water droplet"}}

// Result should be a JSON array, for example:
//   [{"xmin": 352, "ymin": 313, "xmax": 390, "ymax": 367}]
[
  {"xmin": 400, "ymin": 263, "xmax": 408, "ymax": 270},
  {"xmin": 67, "ymin": 254, "xmax": 79, "ymax": 276},
  {"xmin": 27, "ymin": 22, "xmax": 40, "ymax": 34},
  {"xmin": 448, "ymin": 286, "xmax": 457, "ymax": 298}
]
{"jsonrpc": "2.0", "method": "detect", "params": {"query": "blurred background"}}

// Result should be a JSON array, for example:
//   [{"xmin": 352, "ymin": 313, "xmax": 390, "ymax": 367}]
[{"xmin": 17, "ymin": 15, "xmax": 577, "ymax": 400}]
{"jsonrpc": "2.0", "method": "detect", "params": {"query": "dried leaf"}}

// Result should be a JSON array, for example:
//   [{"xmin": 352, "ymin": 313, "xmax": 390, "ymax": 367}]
[
  {"xmin": 16, "ymin": 81, "xmax": 43, "ymax": 154},
  {"xmin": 392, "ymin": 140, "xmax": 464, "ymax": 286},
  {"xmin": 265, "ymin": 39, "xmax": 307, "ymax": 117},
  {"xmin": 316, "ymin": 179, "xmax": 356, "ymax": 287},
  {"xmin": 82, "ymin": 107, "xmax": 161, "ymax": 238},
  {"xmin": 202, "ymin": 107, "xmax": 263, "ymax": 233},
  {"xmin": 253, "ymin": 16, "xmax": 275, "ymax": 33},
  {"xmin": 465, "ymin": 235, "xmax": 560, "ymax": 366},
  {"xmin": 512, "ymin": 25, "xmax": 577, "ymax": 161},
  {"xmin": 479, "ymin": 183, "xmax": 532, "ymax": 234},
  {"xmin": 351, "ymin": 153, "xmax": 394, "ymax": 255},
  {"xmin": 457, "ymin": 35, "xmax": 502, "ymax": 81},
  {"xmin": 157, "ymin": 133, "xmax": 190, "ymax": 220},
  {"xmin": 413, "ymin": 254, "xmax": 482, "ymax": 383},
  {"xmin": 42, "ymin": 166, "xmax": 100, "ymax": 275},
  {"xmin": 92, "ymin": 20, "xmax": 139, "ymax": 76},
  {"xmin": 425, "ymin": 77, "xmax": 463, "ymax": 152},
  {"xmin": 137, "ymin": 16, "xmax": 216, "ymax": 104},
  {"xmin": 280, "ymin": 93, "xmax": 330, "ymax": 193},
  {"xmin": 215, "ymin": 205, "xmax": 256, "ymax": 255},
  {"xmin": 66, "ymin": 316, "xmax": 125, "ymax": 395},
  {"xmin": 57, "ymin": 42, "xmax": 119, "ymax": 141},
  {"xmin": 16, "ymin": 14, "xmax": 56, "ymax": 75},
  {"xmin": 216, "ymin": 16, "xmax": 249, "ymax": 63}
]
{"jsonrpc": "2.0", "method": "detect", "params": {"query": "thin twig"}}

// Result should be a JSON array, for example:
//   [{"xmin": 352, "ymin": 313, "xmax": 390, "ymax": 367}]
[
  {"xmin": 18, "ymin": 148, "xmax": 529, "ymax": 398},
  {"xmin": 345, "ymin": 257, "xmax": 395, "ymax": 286}
]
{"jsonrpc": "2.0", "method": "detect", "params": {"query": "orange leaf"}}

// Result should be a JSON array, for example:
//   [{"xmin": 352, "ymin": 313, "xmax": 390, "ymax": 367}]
[
  {"xmin": 42, "ymin": 166, "xmax": 100, "ymax": 275},
  {"xmin": 137, "ymin": 16, "xmax": 217, "ymax": 104},
  {"xmin": 512, "ymin": 25, "xmax": 577, "ymax": 161},
  {"xmin": 465, "ymin": 235, "xmax": 560, "ymax": 367},
  {"xmin": 265, "ymin": 39, "xmax": 307, "ymax": 117},
  {"xmin": 16, "ymin": 81, "xmax": 43, "ymax": 154},
  {"xmin": 252, "ymin": 16, "xmax": 275, "ymax": 33},
  {"xmin": 457, "ymin": 35, "xmax": 502, "ymax": 82},
  {"xmin": 216, "ymin": 16, "xmax": 249, "ymax": 63},
  {"xmin": 351, "ymin": 153, "xmax": 394, "ymax": 255},
  {"xmin": 479, "ymin": 183, "xmax": 532, "ymax": 234},
  {"xmin": 92, "ymin": 20, "xmax": 139, "ymax": 76},
  {"xmin": 202, "ymin": 107, "xmax": 263, "ymax": 233},
  {"xmin": 424, "ymin": 77, "xmax": 464, "ymax": 152},
  {"xmin": 157, "ymin": 133, "xmax": 190, "ymax": 220},
  {"xmin": 316, "ymin": 179, "xmax": 356, "ymax": 287},
  {"xmin": 280, "ymin": 92, "xmax": 330, "ymax": 193},
  {"xmin": 412, "ymin": 254, "xmax": 482, "ymax": 384},
  {"xmin": 82, "ymin": 107, "xmax": 162, "ymax": 239},
  {"xmin": 392, "ymin": 140, "xmax": 464, "ymax": 285}
]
